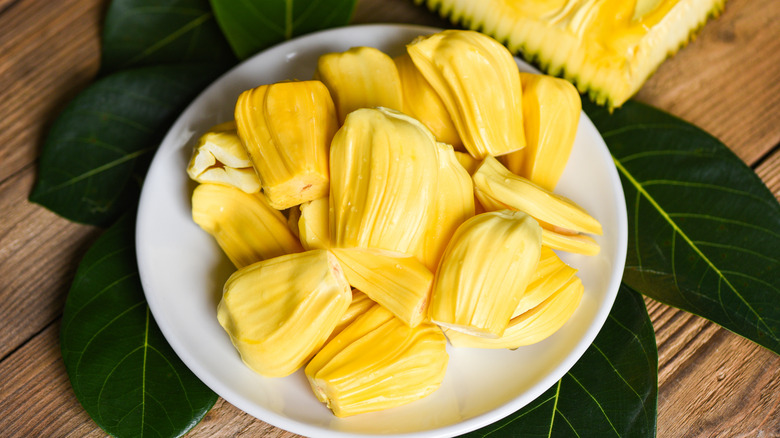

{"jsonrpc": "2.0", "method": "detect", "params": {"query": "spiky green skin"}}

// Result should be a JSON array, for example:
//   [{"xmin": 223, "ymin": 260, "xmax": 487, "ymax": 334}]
[{"xmin": 417, "ymin": 0, "xmax": 726, "ymax": 109}]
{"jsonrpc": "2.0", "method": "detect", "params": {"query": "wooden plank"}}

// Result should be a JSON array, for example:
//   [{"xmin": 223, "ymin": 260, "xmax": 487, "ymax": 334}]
[
  {"xmin": 0, "ymin": 322, "xmax": 104, "ymax": 437},
  {"xmin": 0, "ymin": 167, "xmax": 98, "ymax": 359},
  {"xmin": 636, "ymin": 0, "xmax": 780, "ymax": 164},
  {"xmin": 0, "ymin": 0, "xmax": 102, "ymax": 183}
]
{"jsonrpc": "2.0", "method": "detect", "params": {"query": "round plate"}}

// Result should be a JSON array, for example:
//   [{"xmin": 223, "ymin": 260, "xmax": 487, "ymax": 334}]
[{"xmin": 136, "ymin": 24, "xmax": 627, "ymax": 438}]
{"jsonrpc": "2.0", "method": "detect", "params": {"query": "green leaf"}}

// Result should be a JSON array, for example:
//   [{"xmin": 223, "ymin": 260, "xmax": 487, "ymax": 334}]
[
  {"xmin": 209, "ymin": 0, "xmax": 358, "ymax": 60},
  {"xmin": 101, "ymin": 0, "xmax": 236, "ymax": 74},
  {"xmin": 463, "ymin": 285, "xmax": 658, "ymax": 437},
  {"xmin": 61, "ymin": 213, "xmax": 217, "ymax": 437},
  {"xmin": 584, "ymin": 99, "xmax": 780, "ymax": 355},
  {"xmin": 29, "ymin": 64, "xmax": 222, "ymax": 226}
]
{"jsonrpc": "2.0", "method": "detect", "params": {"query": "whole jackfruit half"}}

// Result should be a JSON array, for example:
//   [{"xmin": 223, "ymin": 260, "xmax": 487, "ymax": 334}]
[{"xmin": 417, "ymin": 0, "xmax": 726, "ymax": 108}]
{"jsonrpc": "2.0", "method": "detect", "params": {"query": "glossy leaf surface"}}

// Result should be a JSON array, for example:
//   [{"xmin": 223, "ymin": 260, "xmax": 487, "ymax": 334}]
[
  {"xmin": 585, "ymin": 99, "xmax": 780, "ymax": 355},
  {"xmin": 29, "ymin": 64, "xmax": 222, "ymax": 226},
  {"xmin": 61, "ymin": 214, "xmax": 218, "ymax": 437},
  {"xmin": 210, "ymin": 0, "xmax": 358, "ymax": 59},
  {"xmin": 101, "ymin": 0, "xmax": 236, "ymax": 74},
  {"xmin": 463, "ymin": 285, "xmax": 658, "ymax": 437}
]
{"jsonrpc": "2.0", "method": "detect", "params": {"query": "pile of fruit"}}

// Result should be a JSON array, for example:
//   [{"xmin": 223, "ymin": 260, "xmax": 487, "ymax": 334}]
[{"xmin": 186, "ymin": 29, "xmax": 602, "ymax": 417}]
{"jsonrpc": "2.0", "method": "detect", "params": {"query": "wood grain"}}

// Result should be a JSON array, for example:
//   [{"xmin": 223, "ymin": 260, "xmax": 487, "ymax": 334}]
[{"xmin": 0, "ymin": 0, "xmax": 778, "ymax": 437}]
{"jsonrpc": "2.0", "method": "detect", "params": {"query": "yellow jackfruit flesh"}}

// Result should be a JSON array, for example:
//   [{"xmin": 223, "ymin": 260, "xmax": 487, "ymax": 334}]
[
  {"xmin": 217, "ymin": 250, "xmax": 351, "ymax": 377},
  {"xmin": 305, "ymin": 304, "xmax": 448, "ymax": 417},
  {"xmin": 445, "ymin": 276, "xmax": 584, "ymax": 349},
  {"xmin": 191, "ymin": 183, "xmax": 303, "ymax": 268},
  {"xmin": 473, "ymin": 156, "xmax": 602, "ymax": 236},
  {"xmin": 331, "ymin": 247, "xmax": 434, "ymax": 328},
  {"xmin": 329, "ymin": 107, "xmax": 439, "ymax": 256},
  {"xmin": 512, "ymin": 249, "xmax": 578, "ymax": 318},
  {"xmin": 407, "ymin": 29, "xmax": 526, "ymax": 159},
  {"xmin": 394, "ymin": 53, "xmax": 462, "ymax": 149},
  {"xmin": 417, "ymin": 142, "xmax": 475, "ymax": 271},
  {"xmin": 430, "ymin": 210, "xmax": 542, "ymax": 338},
  {"xmin": 298, "ymin": 197, "xmax": 331, "ymax": 250},
  {"xmin": 315, "ymin": 46, "xmax": 404, "ymax": 124},
  {"xmin": 235, "ymin": 80, "xmax": 336, "ymax": 210},
  {"xmin": 500, "ymin": 73, "xmax": 582, "ymax": 191},
  {"xmin": 416, "ymin": 0, "xmax": 726, "ymax": 108},
  {"xmin": 327, "ymin": 290, "xmax": 376, "ymax": 343},
  {"xmin": 186, "ymin": 121, "xmax": 261, "ymax": 193}
]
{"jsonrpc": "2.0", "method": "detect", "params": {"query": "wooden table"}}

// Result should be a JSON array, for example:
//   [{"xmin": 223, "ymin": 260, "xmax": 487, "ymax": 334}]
[{"xmin": 1, "ymin": 0, "xmax": 778, "ymax": 436}]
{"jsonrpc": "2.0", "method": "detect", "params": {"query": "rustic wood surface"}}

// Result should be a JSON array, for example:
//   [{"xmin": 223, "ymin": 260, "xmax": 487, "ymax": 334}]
[{"xmin": 0, "ymin": 0, "xmax": 778, "ymax": 436}]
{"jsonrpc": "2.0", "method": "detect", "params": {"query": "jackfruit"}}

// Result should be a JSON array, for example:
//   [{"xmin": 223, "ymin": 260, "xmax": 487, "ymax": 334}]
[
  {"xmin": 191, "ymin": 183, "xmax": 303, "ymax": 268},
  {"xmin": 235, "ymin": 80, "xmax": 336, "ymax": 210},
  {"xmin": 327, "ymin": 290, "xmax": 376, "ymax": 343},
  {"xmin": 217, "ymin": 250, "xmax": 351, "ymax": 377},
  {"xmin": 500, "ymin": 72, "xmax": 581, "ymax": 191},
  {"xmin": 429, "ymin": 210, "xmax": 542, "ymax": 338},
  {"xmin": 407, "ymin": 29, "xmax": 526, "ymax": 159},
  {"xmin": 329, "ymin": 107, "xmax": 439, "ymax": 256},
  {"xmin": 305, "ymin": 304, "xmax": 448, "ymax": 417},
  {"xmin": 331, "ymin": 247, "xmax": 434, "ymax": 328},
  {"xmin": 416, "ymin": 0, "xmax": 726, "ymax": 108},
  {"xmin": 473, "ymin": 156, "xmax": 602, "ymax": 255},
  {"xmin": 298, "ymin": 197, "xmax": 331, "ymax": 250},
  {"xmin": 186, "ymin": 121, "xmax": 261, "ymax": 193},
  {"xmin": 512, "ymin": 248, "xmax": 577, "ymax": 318},
  {"xmin": 394, "ymin": 53, "xmax": 461, "ymax": 149},
  {"xmin": 315, "ymin": 46, "xmax": 403, "ymax": 124},
  {"xmin": 445, "ymin": 275, "xmax": 584, "ymax": 349}
]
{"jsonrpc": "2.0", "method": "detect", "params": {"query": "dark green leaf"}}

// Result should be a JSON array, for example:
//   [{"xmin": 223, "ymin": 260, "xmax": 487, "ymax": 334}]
[
  {"xmin": 463, "ymin": 285, "xmax": 658, "ymax": 437},
  {"xmin": 585, "ymin": 99, "xmax": 780, "ymax": 355},
  {"xmin": 209, "ymin": 0, "xmax": 358, "ymax": 60},
  {"xmin": 30, "ymin": 64, "xmax": 222, "ymax": 226},
  {"xmin": 61, "ymin": 213, "xmax": 217, "ymax": 437},
  {"xmin": 101, "ymin": 0, "xmax": 236, "ymax": 74}
]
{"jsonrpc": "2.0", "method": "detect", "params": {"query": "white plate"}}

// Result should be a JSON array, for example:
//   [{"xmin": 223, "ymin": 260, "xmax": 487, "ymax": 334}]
[{"xmin": 136, "ymin": 24, "xmax": 627, "ymax": 438}]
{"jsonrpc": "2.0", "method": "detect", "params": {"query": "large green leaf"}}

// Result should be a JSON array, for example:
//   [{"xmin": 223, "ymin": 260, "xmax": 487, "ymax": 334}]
[
  {"xmin": 29, "ymin": 64, "xmax": 222, "ymax": 226},
  {"xmin": 463, "ymin": 285, "xmax": 658, "ymax": 437},
  {"xmin": 101, "ymin": 0, "xmax": 236, "ymax": 74},
  {"xmin": 209, "ymin": 0, "xmax": 358, "ymax": 60},
  {"xmin": 584, "ymin": 99, "xmax": 780, "ymax": 355},
  {"xmin": 61, "ymin": 213, "xmax": 217, "ymax": 437}
]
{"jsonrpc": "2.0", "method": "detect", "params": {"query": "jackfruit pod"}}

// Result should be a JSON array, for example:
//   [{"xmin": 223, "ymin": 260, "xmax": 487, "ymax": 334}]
[
  {"xmin": 299, "ymin": 197, "xmax": 331, "ymax": 250},
  {"xmin": 417, "ymin": 142, "xmax": 475, "ymax": 270},
  {"xmin": 394, "ymin": 53, "xmax": 461, "ymax": 148},
  {"xmin": 512, "ymin": 253, "xmax": 578, "ymax": 318},
  {"xmin": 473, "ymin": 156, "xmax": 602, "ymax": 236},
  {"xmin": 445, "ymin": 276, "xmax": 584, "ymax": 349},
  {"xmin": 218, "ymin": 250, "xmax": 351, "ymax": 377},
  {"xmin": 454, "ymin": 151, "xmax": 480, "ymax": 175},
  {"xmin": 500, "ymin": 73, "xmax": 581, "ymax": 191},
  {"xmin": 331, "ymin": 247, "xmax": 434, "ymax": 328},
  {"xmin": 327, "ymin": 290, "xmax": 376, "ymax": 343},
  {"xmin": 315, "ymin": 46, "xmax": 403, "ymax": 124},
  {"xmin": 330, "ymin": 107, "xmax": 439, "ymax": 255},
  {"xmin": 533, "ymin": 247, "xmax": 567, "ymax": 282},
  {"xmin": 305, "ymin": 304, "xmax": 448, "ymax": 417},
  {"xmin": 429, "ymin": 210, "xmax": 542, "ymax": 338},
  {"xmin": 187, "ymin": 121, "xmax": 261, "ymax": 193},
  {"xmin": 407, "ymin": 29, "xmax": 525, "ymax": 159},
  {"xmin": 191, "ymin": 183, "xmax": 303, "ymax": 268},
  {"xmin": 475, "ymin": 186, "xmax": 601, "ymax": 255},
  {"xmin": 235, "ymin": 80, "xmax": 336, "ymax": 209}
]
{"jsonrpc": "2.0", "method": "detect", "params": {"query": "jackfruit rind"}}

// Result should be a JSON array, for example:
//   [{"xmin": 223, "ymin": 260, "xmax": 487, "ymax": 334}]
[
  {"xmin": 417, "ymin": 0, "xmax": 726, "ymax": 109},
  {"xmin": 217, "ymin": 250, "xmax": 351, "ymax": 377},
  {"xmin": 305, "ymin": 304, "xmax": 448, "ymax": 417}
]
